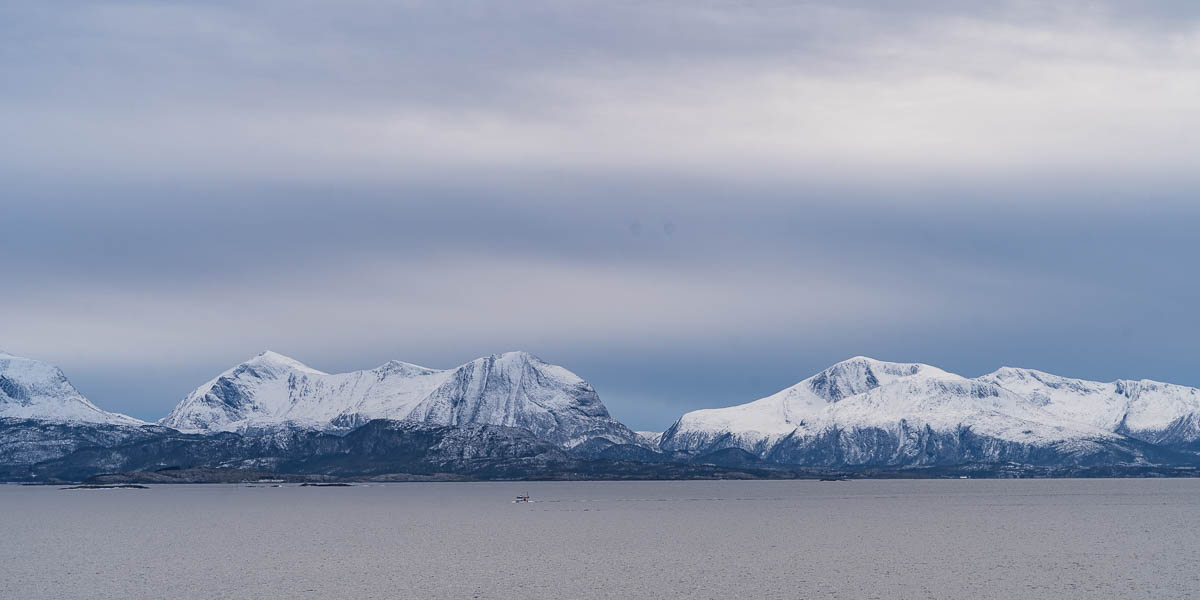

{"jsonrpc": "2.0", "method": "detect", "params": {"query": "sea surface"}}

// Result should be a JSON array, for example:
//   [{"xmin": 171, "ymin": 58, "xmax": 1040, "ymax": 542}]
[{"xmin": 2, "ymin": 479, "xmax": 1198, "ymax": 599}]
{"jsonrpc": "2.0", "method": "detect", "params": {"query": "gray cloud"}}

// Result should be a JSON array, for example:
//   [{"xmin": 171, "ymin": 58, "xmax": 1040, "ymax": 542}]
[
  {"xmin": 5, "ymin": 1, "xmax": 1200, "ymax": 181},
  {"xmin": 2, "ymin": 1, "xmax": 1199, "ymax": 429}
]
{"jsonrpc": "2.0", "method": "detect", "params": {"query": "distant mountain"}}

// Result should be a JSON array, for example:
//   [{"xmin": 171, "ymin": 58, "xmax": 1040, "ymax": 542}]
[
  {"xmin": 160, "ymin": 351, "xmax": 640, "ymax": 448},
  {"xmin": 659, "ymin": 357, "xmax": 1200, "ymax": 467},
  {"xmin": 1, "ymin": 349, "xmax": 644, "ymax": 481},
  {"xmin": 5, "ymin": 350, "xmax": 1200, "ymax": 482},
  {"xmin": 0, "ymin": 351, "xmax": 143, "ymax": 426},
  {"xmin": 0, "ymin": 351, "xmax": 161, "ymax": 472},
  {"xmin": 980, "ymin": 367, "xmax": 1200, "ymax": 449}
]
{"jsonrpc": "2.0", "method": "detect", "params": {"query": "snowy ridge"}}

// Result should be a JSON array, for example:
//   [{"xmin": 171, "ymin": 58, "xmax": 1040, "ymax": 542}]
[
  {"xmin": 660, "ymin": 357, "xmax": 1200, "ymax": 465},
  {"xmin": 160, "ymin": 351, "xmax": 639, "ymax": 448},
  {"xmin": 981, "ymin": 367, "xmax": 1200, "ymax": 446},
  {"xmin": 160, "ymin": 351, "xmax": 444, "ymax": 433},
  {"xmin": 0, "ymin": 351, "xmax": 144, "ymax": 426}
]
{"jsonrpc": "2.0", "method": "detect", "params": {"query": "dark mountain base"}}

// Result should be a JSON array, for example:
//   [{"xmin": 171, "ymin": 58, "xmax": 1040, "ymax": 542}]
[
  {"xmin": 6, "ymin": 418, "xmax": 1200, "ymax": 483},
  {"xmin": 666, "ymin": 424, "xmax": 1200, "ymax": 470},
  {"xmin": 80, "ymin": 463, "xmax": 1200, "ymax": 485}
]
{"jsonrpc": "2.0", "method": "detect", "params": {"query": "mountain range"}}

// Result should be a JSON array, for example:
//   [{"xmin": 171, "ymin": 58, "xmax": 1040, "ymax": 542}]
[{"xmin": 3, "ymin": 350, "xmax": 1199, "ymax": 481}]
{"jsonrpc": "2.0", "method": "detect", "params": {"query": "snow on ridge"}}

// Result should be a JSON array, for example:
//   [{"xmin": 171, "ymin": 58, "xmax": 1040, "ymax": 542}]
[{"xmin": 980, "ymin": 366, "xmax": 1200, "ymax": 437}]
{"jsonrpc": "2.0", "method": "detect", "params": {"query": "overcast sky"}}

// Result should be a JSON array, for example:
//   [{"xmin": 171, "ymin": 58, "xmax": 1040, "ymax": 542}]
[{"xmin": 2, "ymin": 1, "xmax": 1198, "ymax": 430}]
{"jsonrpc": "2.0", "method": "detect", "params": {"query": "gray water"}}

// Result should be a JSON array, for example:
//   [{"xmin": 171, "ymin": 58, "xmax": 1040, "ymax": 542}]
[{"xmin": 2, "ymin": 479, "xmax": 1198, "ymax": 599}]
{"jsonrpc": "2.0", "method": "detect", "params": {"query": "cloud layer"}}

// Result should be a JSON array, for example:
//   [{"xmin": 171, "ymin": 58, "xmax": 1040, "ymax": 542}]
[{"xmin": 3, "ymin": 1, "xmax": 1198, "ymax": 428}]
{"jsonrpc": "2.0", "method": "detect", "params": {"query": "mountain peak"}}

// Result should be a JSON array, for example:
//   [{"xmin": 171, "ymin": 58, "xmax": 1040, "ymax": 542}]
[
  {"xmin": 491, "ymin": 350, "xmax": 540, "ymax": 363},
  {"xmin": 1, "ymin": 352, "xmax": 69, "ymax": 385},
  {"xmin": 250, "ymin": 350, "xmax": 296, "ymax": 363},
  {"xmin": 829, "ymin": 356, "xmax": 942, "ymax": 372},
  {"xmin": 374, "ymin": 359, "xmax": 440, "ymax": 377},
  {"xmin": 0, "ymin": 350, "xmax": 34, "ymax": 362},
  {"xmin": 989, "ymin": 366, "xmax": 1055, "ymax": 378},
  {"xmin": 472, "ymin": 351, "xmax": 548, "ymax": 374},
  {"xmin": 805, "ymin": 356, "xmax": 948, "ymax": 402},
  {"xmin": 241, "ymin": 351, "xmax": 325, "ymax": 375},
  {"xmin": 982, "ymin": 367, "xmax": 1111, "ymax": 396},
  {"xmin": 840, "ymin": 355, "xmax": 884, "ymax": 364}
]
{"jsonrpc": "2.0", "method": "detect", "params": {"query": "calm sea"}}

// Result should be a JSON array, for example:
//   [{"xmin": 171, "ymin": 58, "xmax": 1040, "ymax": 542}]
[{"xmin": 2, "ymin": 479, "xmax": 1198, "ymax": 599}]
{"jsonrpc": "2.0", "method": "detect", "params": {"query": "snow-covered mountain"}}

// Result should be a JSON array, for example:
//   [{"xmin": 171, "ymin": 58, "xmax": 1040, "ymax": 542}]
[
  {"xmin": 0, "ymin": 351, "xmax": 143, "ymax": 426},
  {"xmin": 6, "ymin": 349, "xmax": 1200, "ymax": 480},
  {"xmin": 0, "ymin": 351, "xmax": 158, "ymax": 472},
  {"xmin": 160, "ymin": 351, "xmax": 639, "ymax": 448},
  {"xmin": 659, "ymin": 357, "xmax": 1200, "ymax": 467},
  {"xmin": 980, "ymin": 367, "xmax": 1200, "ymax": 447}
]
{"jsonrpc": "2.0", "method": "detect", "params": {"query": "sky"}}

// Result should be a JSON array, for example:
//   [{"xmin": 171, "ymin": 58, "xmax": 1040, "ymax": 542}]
[{"xmin": 2, "ymin": 1, "xmax": 1199, "ymax": 430}]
